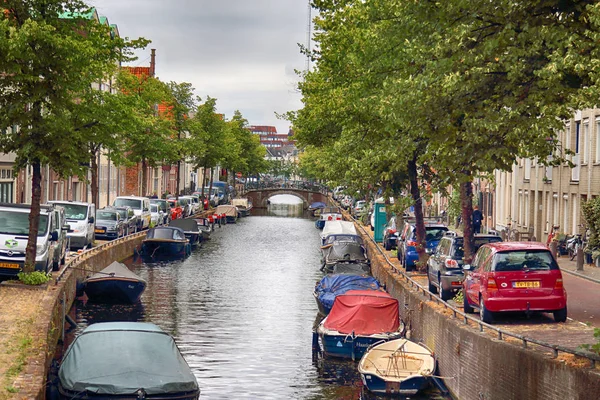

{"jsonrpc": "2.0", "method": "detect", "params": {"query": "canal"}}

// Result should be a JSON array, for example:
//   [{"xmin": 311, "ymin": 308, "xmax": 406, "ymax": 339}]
[{"xmin": 63, "ymin": 197, "xmax": 446, "ymax": 399}]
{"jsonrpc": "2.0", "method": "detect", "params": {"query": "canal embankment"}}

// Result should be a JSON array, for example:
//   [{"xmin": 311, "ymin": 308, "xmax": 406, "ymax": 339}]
[{"xmin": 353, "ymin": 218, "xmax": 600, "ymax": 400}]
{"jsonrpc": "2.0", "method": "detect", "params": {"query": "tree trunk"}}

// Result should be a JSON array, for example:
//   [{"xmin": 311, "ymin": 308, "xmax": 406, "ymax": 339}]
[
  {"xmin": 382, "ymin": 180, "xmax": 391, "ymax": 224},
  {"xmin": 90, "ymin": 149, "xmax": 99, "ymax": 208},
  {"xmin": 200, "ymin": 165, "xmax": 207, "ymax": 197},
  {"xmin": 209, "ymin": 167, "xmax": 214, "ymax": 194},
  {"xmin": 460, "ymin": 179, "xmax": 475, "ymax": 263},
  {"xmin": 176, "ymin": 159, "xmax": 181, "ymax": 199},
  {"xmin": 24, "ymin": 161, "xmax": 42, "ymax": 273},
  {"xmin": 408, "ymin": 156, "xmax": 427, "ymax": 272},
  {"xmin": 141, "ymin": 158, "xmax": 148, "ymax": 197}
]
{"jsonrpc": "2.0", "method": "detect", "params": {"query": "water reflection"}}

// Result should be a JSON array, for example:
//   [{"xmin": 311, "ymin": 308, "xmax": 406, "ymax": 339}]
[{"xmin": 60, "ymin": 203, "xmax": 447, "ymax": 399}]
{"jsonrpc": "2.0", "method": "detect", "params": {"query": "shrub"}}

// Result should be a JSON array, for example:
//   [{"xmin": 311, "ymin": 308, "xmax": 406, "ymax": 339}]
[{"xmin": 17, "ymin": 271, "xmax": 50, "ymax": 286}]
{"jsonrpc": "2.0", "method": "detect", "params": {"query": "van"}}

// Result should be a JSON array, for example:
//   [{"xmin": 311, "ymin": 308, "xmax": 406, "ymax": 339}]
[
  {"xmin": 211, "ymin": 181, "xmax": 230, "ymax": 204},
  {"xmin": 113, "ymin": 196, "xmax": 151, "ymax": 230},
  {"xmin": 0, "ymin": 203, "xmax": 70, "ymax": 279},
  {"xmin": 49, "ymin": 201, "xmax": 95, "ymax": 249}
]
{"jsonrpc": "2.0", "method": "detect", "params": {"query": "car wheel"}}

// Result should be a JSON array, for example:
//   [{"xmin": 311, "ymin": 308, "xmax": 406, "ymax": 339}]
[
  {"xmin": 479, "ymin": 296, "xmax": 493, "ymax": 324},
  {"xmin": 553, "ymin": 307, "xmax": 567, "ymax": 323},
  {"xmin": 427, "ymin": 272, "xmax": 437, "ymax": 294},
  {"xmin": 405, "ymin": 256, "xmax": 413, "ymax": 272},
  {"xmin": 52, "ymin": 257, "xmax": 59, "ymax": 272},
  {"xmin": 384, "ymin": 239, "xmax": 391, "ymax": 251},
  {"xmin": 463, "ymin": 291, "xmax": 474, "ymax": 313},
  {"xmin": 440, "ymin": 288, "xmax": 453, "ymax": 301}
]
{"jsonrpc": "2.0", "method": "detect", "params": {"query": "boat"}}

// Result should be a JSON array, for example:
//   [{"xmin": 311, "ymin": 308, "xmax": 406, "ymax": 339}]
[
  {"xmin": 358, "ymin": 338, "xmax": 435, "ymax": 396},
  {"xmin": 83, "ymin": 261, "xmax": 146, "ymax": 304},
  {"xmin": 313, "ymin": 274, "xmax": 382, "ymax": 315},
  {"xmin": 321, "ymin": 234, "xmax": 368, "ymax": 272},
  {"xmin": 232, "ymin": 198, "xmax": 253, "ymax": 217},
  {"xmin": 320, "ymin": 220, "xmax": 358, "ymax": 245},
  {"xmin": 309, "ymin": 201, "xmax": 327, "ymax": 216},
  {"xmin": 139, "ymin": 226, "xmax": 191, "ymax": 260},
  {"xmin": 55, "ymin": 322, "xmax": 200, "ymax": 399},
  {"xmin": 315, "ymin": 206, "xmax": 343, "ymax": 229},
  {"xmin": 215, "ymin": 204, "xmax": 238, "ymax": 223},
  {"xmin": 316, "ymin": 290, "xmax": 404, "ymax": 360},
  {"xmin": 194, "ymin": 217, "xmax": 213, "ymax": 241},
  {"xmin": 330, "ymin": 262, "xmax": 371, "ymax": 275},
  {"xmin": 169, "ymin": 218, "xmax": 201, "ymax": 247}
]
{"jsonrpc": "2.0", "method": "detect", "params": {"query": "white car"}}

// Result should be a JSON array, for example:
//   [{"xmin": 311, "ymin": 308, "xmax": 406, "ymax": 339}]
[{"xmin": 150, "ymin": 204, "xmax": 164, "ymax": 227}]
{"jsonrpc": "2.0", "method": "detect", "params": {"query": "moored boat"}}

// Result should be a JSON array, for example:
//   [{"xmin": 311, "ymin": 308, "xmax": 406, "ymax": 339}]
[
  {"xmin": 315, "ymin": 206, "xmax": 343, "ymax": 229},
  {"xmin": 320, "ymin": 220, "xmax": 358, "ymax": 245},
  {"xmin": 215, "ymin": 204, "xmax": 238, "ymax": 223},
  {"xmin": 321, "ymin": 234, "xmax": 368, "ymax": 272},
  {"xmin": 317, "ymin": 290, "xmax": 404, "ymax": 360},
  {"xmin": 139, "ymin": 226, "xmax": 191, "ymax": 260},
  {"xmin": 330, "ymin": 262, "xmax": 371, "ymax": 275},
  {"xmin": 83, "ymin": 261, "xmax": 146, "ymax": 304},
  {"xmin": 232, "ymin": 198, "xmax": 253, "ymax": 217},
  {"xmin": 194, "ymin": 217, "xmax": 213, "ymax": 241},
  {"xmin": 169, "ymin": 218, "xmax": 201, "ymax": 247},
  {"xmin": 313, "ymin": 274, "xmax": 382, "ymax": 316},
  {"xmin": 358, "ymin": 338, "xmax": 435, "ymax": 396},
  {"xmin": 54, "ymin": 322, "xmax": 200, "ymax": 399}
]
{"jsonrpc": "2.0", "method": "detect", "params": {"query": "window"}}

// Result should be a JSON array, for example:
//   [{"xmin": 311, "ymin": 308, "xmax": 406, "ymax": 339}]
[
  {"xmin": 575, "ymin": 121, "xmax": 580, "ymax": 154},
  {"xmin": 583, "ymin": 120, "xmax": 589, "ymax": 164},
  {"xmin": 524, "ymin": 158, "xmax": 531, "ymax": 180}
]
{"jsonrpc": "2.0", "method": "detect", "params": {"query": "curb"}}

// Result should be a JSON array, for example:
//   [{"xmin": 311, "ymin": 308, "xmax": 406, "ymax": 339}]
[{"xmin": 560, "ymin": 267, "xmax": 600, "ymax": 285}]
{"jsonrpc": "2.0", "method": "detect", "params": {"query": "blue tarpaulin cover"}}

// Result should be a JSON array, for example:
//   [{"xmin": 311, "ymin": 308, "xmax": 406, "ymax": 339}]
[
  {"xmin": 315, "ymin": 274, "xmax": 381, "ymax": 315},
  {"xmin": 59, "ymin": 322, "xmax": 199, "ymax": 395}
]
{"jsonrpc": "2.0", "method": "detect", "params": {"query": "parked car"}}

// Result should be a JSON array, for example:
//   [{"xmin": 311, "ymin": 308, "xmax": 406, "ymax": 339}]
[
  {"xmin": 462, "ymin": 242, "xmax": 567, "ymax": 323},
  {"xmin": 49, "ymin": 201, "xmax": 95, "ymax": 250},
  {"xmin": 382, "ymin": 216, "xmax": 399, "ymax": 251},
  {"xmin": 193, "ymin": 192, "xmax": 210, "ymax": 210},
  {"xmin": 340, "ymin": 195, "xmax": 354, "ymax": 210},
  {"xmin": 352, "ymin": 200, "xmax": 367, "ymax": 218},
  {"xmin": 95, "ymin": 209, "xmax": 125, "ymax": 241},
  {"xmin": 112, "ymin": 196, "xmax": 151, "ymax": 230},
  {"xmin": 167, "ymin": 199, "xmax": 183, "ymax": 220},
  {"xmin": 397, "ymin": 220, "xmax": 449, "ymax": 271},
  {"xmin": 427, "ymin": 234, "xmax": 503, "ymax": 300},
  {"xmin": 150, "ymin": 203, "xmax": 165, "ymax": 227},
  {"xmin": 180, "ymin": 195, "xmax": 199, "ymax": 215},
  {"xmin": 150, "ymin": 198, "xmax": 171, "ymax": 225},
  {"xmin": 177, "ymin": 198, "xmax": 193, "ymax": 218},
  {"xmin": 110, "ymin": 206, "xmax": 139, "ymax": 235}
]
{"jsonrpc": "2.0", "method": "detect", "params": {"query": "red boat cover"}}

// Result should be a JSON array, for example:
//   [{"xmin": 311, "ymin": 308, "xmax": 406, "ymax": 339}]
[{"xmin": 323, "ymin": 290, "xmax": 399, "ymax": 335}]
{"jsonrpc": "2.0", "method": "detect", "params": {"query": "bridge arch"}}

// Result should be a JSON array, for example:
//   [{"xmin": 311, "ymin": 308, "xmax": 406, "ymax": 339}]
[{"xmin": 245, "ymin": 188, "xmax": 328, "ymax": 209}]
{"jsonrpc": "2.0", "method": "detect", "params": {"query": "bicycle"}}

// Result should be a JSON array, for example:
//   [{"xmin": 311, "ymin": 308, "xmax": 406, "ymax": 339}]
[{"xmin": 568, "ymin": 234, "xmax": 582, "ymax": 261}]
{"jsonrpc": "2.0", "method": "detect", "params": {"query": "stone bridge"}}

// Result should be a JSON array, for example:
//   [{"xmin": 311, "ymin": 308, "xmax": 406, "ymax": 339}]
[{"xmin": 245, "ymin": 188, "xmax": 328, "ymax": 209}]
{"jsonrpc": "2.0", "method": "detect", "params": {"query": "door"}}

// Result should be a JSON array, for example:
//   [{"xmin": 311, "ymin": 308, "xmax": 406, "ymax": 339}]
[{"xmin": 465, "ymin": 247, "xmax": 490, "ymax": 305}]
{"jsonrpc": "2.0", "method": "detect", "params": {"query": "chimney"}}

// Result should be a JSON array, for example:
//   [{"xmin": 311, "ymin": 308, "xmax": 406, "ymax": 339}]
[{"xmin": 150, "ymin": 49, "xmax": 156, "ymax": 77}]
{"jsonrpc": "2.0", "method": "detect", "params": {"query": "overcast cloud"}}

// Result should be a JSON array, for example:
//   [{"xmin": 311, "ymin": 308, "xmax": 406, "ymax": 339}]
[{"xmin": 91, "ymin": 0, "xmax": 310, "ymax": 134}]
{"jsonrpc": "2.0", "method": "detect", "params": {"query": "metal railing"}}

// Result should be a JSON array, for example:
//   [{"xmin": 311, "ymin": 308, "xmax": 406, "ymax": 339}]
[{"xmin": 354, "ymin": 220, "xmax": 600, "ymax": 368}]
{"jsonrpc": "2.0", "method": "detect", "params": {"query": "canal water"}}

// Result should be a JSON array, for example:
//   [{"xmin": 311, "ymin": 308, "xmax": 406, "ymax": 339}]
[{"xmin": 63, "ymin": 197, "xmax": 446, "ymax": 399}]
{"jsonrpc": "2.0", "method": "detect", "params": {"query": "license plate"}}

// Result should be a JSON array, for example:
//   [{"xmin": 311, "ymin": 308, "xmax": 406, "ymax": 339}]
[
  {"xmin": 0, "ymin": 262, "xmax": 20, "ymax": 269},
  {"xmin": 95, "ymin": 229, "xmax": 105, "ymax": 233},
  {"xmin": 514, "ymin": 281, "xmax": 540, "ymax": 288}
]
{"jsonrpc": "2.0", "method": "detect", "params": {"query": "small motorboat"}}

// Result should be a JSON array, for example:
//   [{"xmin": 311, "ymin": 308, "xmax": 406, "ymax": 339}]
[
  {"xmin": 309, "ymin": 201, "xmax": 327, "ymax": 217},
  {"xmin": 321, "ymin": 234, "xmax": 368, "ymax": 272},
  {"xmin": 320, "ymin": 220, "xmax": 357, "ymax": 245},
  {"xmin": 358, "ymin": 338, "xmax": 435, "ymax": 396},
  {"xmin": 54, "ymin": 322, "xmax": 200, "ymax": 399},
  {"xmin": 232, "ymin": 198, "xmax": 253, "ymax": 217},
  {"xmin": 315, "ymin": 206, "xmax": 343, "ymax": 229},
  {"xmin": 83, "ymin": 261, "xmax": 146, "ymax": 304},
  {"xmin": 194, "ymin": 217, "xmax": 213, "ymax": 241},
  {"xmin": 215, "ymin": 204, "xmax": 238, "ymax": 223},
  {"xmin": 139, "ymin": 226, "xmax": 191, "ymax": 260},
  {"xmin": 313, "ymin": 274, "xmax": 382, "ymax": 315},
  {"xmin": 169, "ymin": 218, "xmax": 201, "ymax": 247},
  {"xmin": 317, "ymin": 290, "xmax": 404, "ymax": 361}
]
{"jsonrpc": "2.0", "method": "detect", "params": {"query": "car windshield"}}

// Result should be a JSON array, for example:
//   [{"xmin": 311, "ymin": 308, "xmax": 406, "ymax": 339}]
[
  {"xmin": 493, "ymin": 250, "xmax": 558, "ymax": 272},
  {"xmin": 151, "ymin": 204, "xmax": 158, "ymax": 212},
  {"xmin": 411, "ymin": 226, "xmax": 448, "ymax": 241},
  {"xmin": 113, "ymin": 198, "xmax": 141, "ymax": 210},
  {"xmin": 453, "ymin": 237, "xmax": 503, "ymax": 259},
  {"xmin": 58, "ymin": 204, "xmax": 88, "ymax": 220},
  {"xmin": 114, "ymin": 209, "xmax": 127, "ymax": 219},
  {"xmin": 97, "ymin": 211, "xmax": 117, "ymax": 221},
  {"xmin": 0, "ymin": 211, "xmax": 48, "ymax": 235}
]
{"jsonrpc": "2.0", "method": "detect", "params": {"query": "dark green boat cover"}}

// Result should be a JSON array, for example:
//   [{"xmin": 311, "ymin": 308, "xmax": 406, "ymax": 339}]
[{"xmin": 59, "ymin": 322, "xmax": 199, "ymax": 395}]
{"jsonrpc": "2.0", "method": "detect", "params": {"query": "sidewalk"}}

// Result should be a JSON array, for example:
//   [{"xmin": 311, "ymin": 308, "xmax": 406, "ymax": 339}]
[{"xmin": 555, "ymin": 255, "xmax": 600, "ymax": 284}]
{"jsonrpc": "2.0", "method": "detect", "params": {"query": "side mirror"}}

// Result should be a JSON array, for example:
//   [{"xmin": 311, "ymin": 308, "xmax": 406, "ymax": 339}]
[
  {"xmin": 88, "ymin": 216, "xmax": 95, "ymax": 224},
  {"xmin": 63, "ymin": 224, "xmax": 72, "ymax": 232},
  {"xmin": 463, "ymin": 265, "xmax": 472, "ymax": 271}
]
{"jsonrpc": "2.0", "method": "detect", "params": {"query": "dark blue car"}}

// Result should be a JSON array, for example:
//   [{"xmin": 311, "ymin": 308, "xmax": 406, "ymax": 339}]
[{"xmin": 398, "ymin": 222, "xmax": 448, "ymax": 271}]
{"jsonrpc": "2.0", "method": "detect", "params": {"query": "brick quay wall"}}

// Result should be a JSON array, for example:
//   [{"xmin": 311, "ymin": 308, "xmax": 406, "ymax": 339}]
[{"xmin": 358, "ymin": 223, "xmax": 600, "ymax": 400}]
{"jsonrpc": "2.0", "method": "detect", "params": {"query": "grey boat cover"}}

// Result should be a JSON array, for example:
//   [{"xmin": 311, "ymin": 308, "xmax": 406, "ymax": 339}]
[
  {"xmin": 59, "ymin": 322, "xmax": 199, "ymax": 394},
  {"xmin": 85, "ymin": 261, "xmax": 146, "ymax": 284},
  {"xmin": 331, "ymin": 262, "xmax": 371, "ymax": 275},
  {"xmin": 323, "ymin": 241, "xmax": 368, "ymax": 263},
  {"xmin": 169, "ymin": 218, "xmax": 200, "ymax": 233}
]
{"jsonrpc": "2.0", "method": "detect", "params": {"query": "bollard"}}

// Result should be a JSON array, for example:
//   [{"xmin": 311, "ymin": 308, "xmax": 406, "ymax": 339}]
[
  {"xmin": 577, "ymin": 247, "xmax": 584, "ymax": 271},
  {"xmin": 549, "ymin": 241, "xmax": 558, "ymax": 260}
]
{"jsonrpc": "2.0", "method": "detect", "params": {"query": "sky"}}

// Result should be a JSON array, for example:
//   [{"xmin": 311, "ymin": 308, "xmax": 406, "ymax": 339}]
[{"xmin": 91, "ymin": 0, "xmax": 312, "ymax": 135}]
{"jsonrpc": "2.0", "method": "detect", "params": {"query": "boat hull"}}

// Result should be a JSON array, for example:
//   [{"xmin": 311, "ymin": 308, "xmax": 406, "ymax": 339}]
[
  {"xmin": 317, "ymin": 330, "xmax": 404, "ymax": 361},
  {"xmin": 225, "ymin": 216, "xmax": 237, "ymax": 223},
  {"xmin": 84, "ymin": 278, "xmax": 146, "ymax": 304},
  {"xmin": 315, "ymin": 219, "xmax": 326, "ymax": 229},
  {"xmin": 140, "ymin": 240, "xmax": 190, "ymax": 259},
  {"xmin": 360, "ymin": 373, "xmax": 430, "ymax": 396}
]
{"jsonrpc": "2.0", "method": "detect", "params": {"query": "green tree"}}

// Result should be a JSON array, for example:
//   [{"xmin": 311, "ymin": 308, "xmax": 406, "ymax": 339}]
[{"xmin": 0, "ymin": 1, "xmax": 145, "ymax": 271}]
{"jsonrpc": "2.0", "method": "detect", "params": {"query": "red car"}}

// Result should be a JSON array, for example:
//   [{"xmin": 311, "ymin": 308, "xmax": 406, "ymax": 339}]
[
  {"xmin": 462, "ymin": 242, "xmax": 567, "ymax": 324},
  {"xmin": 166, "ymin": 199, "xmax": 183, "ymax": 220}
]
